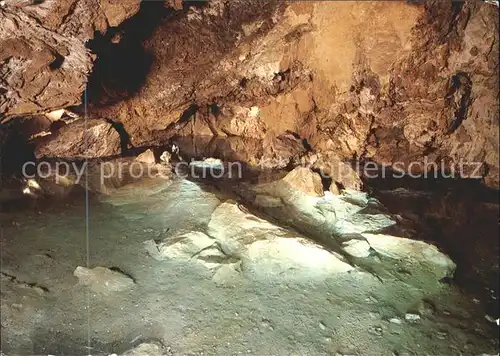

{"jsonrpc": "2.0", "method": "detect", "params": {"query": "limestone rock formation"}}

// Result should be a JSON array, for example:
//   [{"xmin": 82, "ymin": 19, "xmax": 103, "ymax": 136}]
[
  {"xmin": 84, "ymin": 0, "xmax": 498, "ymax": 188},
  {"xmin": 34, "ymin": 119, "xmax": 122, "ymax": 159},
  {"xmin": 144, "ymin": 188, "xmax": 456, "ymax": 284},
  {"xmin": 144, "ymin": 199, "xmax": 354, "ymax": 282},
  {"xmin": 172, "ymin": 134, "xmax": 306, "ymax": 171},
  {"xmin": 119, "ymin": 343, "xmax": 169, "ymax": 356},
  {"xmin": 73, "ymin": 266, "xmax": 135, "ymax": 294},
  {"xmin": 0, "ymin": 0, "xmax": 141, "ymax": 119},
  {"xmin": 87, "ymin": 0, "xmax": 287, "ymax": 144},
  {"xmin": 206, "ymin": 200, "xmax": 354, "ymax": 280},
  {"xmin": 248, "ymin": 175, "xmax": 456, "ymax": 282},
  {"xmin": 1, "ymin": 0, "xmax": 498, "ymax": 189},
  {"xmin": 144, "ymin": 231, "xmax": 223, "ymax": 268},
  {"xmin": 314, "ymin": 153, "xmax": 364, "ymax": 191},
  {"xmin": 362, "ymin": 233, "xmax": 456, "ymax": 280},
  {"xmin": 281, "ymin": 167, "xmax": 324, "ymax": 197}
]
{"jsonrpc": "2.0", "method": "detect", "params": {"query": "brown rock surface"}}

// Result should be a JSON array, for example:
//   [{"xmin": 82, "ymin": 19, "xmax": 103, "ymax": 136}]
[
  {"xmin": 136, "ymin": 149, "xmax": 156, "ymax": 164},
  {"xmin": 34, "ymin": 119, "xmax": 121, "ymax": 159},
  {"xmin": 1, "ymin": 0, "xmax": 498, "ymax": 188},
  {"xmin": 173, "ymin": 134, "xmax": 307, "ymax": 170},
  {"xmin": 282, "ymin": 167, "xmax": 324, "ymax": 197},
  {"xmin": 84, "ymin": 1, "xmax": 498, "ymax": 188}
]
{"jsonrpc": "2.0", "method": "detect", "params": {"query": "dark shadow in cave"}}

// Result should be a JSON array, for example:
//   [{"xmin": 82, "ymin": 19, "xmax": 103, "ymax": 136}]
[
  {"xmin": 85, "ymin": 1, "xmax": 175, "ymax": 106},
  {"xmin": 360, "ymin": 163, "xmax": 497, "ymax": 203},
  {"xmin": 104, "ymin": 118, "xmax": 133, "ymax": 155},
  {"xmin": 361, "ymin": 165, "xmax": 499, "ymax": 318}
]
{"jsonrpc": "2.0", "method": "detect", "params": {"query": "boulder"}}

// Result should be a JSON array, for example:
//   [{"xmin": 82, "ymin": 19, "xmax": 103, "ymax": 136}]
[
  {"xmin": 246, "ymin": 180, "xmax": 457, "ymax": 283},
  {"xmin": 136, "ymin": 149, "xmax": 156, "ymax": 164},
  {"xmin": 242, "ymin": 237, "xmax": 354, "ymax": 279},
  {"xmin": 216, "ymin": 105, "xmax": 267, "ymax": 139},
  {"xmin": 281, "ymin": 167, "xmax": 324, "ymax": 197},
  {"xmin": 119, "ymin": 342, "xmax": 168, "ymax": 356},
  {"xmin": 35, "ymin": 119, "xmax": 121, "ymax": 159},
  {"xmin": 160, "ymin": 151, "xmax": 172, "ymax": 165},
  {"xmin": 207, "ymin": 200, "xmax": 289, "ymax": 253},
  {"xmin": 342, "ymin": 239, "xmax": 371, "ymax": 258},
  {"xmin": 73, "ymin": 266, "xmax": 135, "ymax": 294},
  {"xmin": 33, "ymin": 158, "xmax": 171, "ymax": 196},
  {"xmin": 333, "ymin": 213, "xmax": 396, "ymax": 235},
  {"xmin": 0, "ymin": 0, "xmax": 140, "ymax": 119},
  {"xmin": 250, "ymin": 179, "xmax": 375, "ymax": 237}
]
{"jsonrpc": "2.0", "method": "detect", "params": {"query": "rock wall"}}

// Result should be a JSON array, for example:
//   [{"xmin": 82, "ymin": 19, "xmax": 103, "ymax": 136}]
[
  {"xmin": 0, "ymin": 0, "xmax": 141, "ymax": 119},
  {"xmin": 84, "ymin": 0, "xmax": 498, "ymax": 187},
  {"xmin": 1, "ymin": 0, "xmax": 498, "ymax": 188}
]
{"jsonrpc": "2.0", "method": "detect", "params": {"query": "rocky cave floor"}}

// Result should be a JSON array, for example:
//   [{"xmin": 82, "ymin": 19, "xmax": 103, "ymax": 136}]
[{"xmin": 0, "ymin": 157, "xmax": 498, "ymax": 356}]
